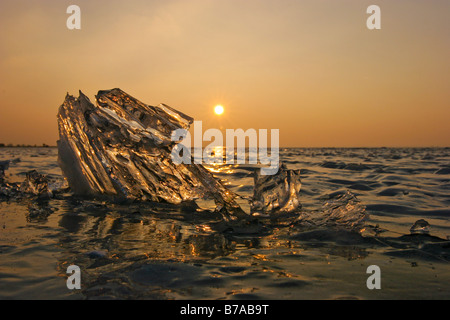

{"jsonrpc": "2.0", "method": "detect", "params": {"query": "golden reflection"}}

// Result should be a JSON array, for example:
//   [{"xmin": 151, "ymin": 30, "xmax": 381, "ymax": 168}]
[
  {"xmin": 252, "ymin": 254, "xmax": 269, "ymax": 261},
  {"xmin": 189, "ymin": 243, "xmax": 198, "ymax": 256},
  {"xmin": 196, "ymin": 224, "xmax": 213, "ymax": 233}
]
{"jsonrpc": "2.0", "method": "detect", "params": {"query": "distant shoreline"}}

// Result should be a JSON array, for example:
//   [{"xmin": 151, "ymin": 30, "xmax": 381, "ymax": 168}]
[
  {"xmin": 0, "ymin": 144, "xmax": 56, "ymax": 148},
  {"xmin": 0, "ymin": 144, "xmax": 448, "ymax": 149}
]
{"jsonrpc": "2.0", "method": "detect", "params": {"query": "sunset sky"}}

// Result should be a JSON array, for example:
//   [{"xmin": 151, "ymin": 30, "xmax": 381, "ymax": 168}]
[{"xmin": 0, "ymin": 0, "xmax": 449, "ymax": 147}]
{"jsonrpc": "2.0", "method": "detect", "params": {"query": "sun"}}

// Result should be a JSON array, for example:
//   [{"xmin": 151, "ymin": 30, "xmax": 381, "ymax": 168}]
[{"xmin": 214, "ymin": 105, "xmax": 224, "ymax": 115}]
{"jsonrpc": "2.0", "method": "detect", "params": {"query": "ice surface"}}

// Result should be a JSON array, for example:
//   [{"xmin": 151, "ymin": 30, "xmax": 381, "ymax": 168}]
[
  {"xmin": 251, "ymin": 163, "xmax": 302, "ymax": 215},
  {"xmin": 57, "ymin": 89, "xmax": 246, "ymax": 219}
]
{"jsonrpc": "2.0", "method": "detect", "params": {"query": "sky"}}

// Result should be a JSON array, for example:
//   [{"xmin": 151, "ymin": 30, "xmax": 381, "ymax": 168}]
[{"xmin": 0, "ymin": 0, "xmax": 449, "ymax": 147}]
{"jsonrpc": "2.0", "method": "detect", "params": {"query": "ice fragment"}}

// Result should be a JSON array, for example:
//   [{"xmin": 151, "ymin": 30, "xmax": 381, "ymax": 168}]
[
  {"xmin": 57, "ymin": 88, "xmax": 245, "ymax": 219},
  {"xmin": 251, "ymin": 163, "xmax": 302, "ymax": 215}
]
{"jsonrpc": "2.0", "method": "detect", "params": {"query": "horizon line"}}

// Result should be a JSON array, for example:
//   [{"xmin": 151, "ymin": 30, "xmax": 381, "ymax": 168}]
[{"xmin": 0, "ymin": 144, "xmax": 448, "ymax": 149}]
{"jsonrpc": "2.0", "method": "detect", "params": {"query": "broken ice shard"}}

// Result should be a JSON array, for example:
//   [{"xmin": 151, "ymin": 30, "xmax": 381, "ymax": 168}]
[
  {"xmin": 319, "ymin": 191, "xmax": 367, "ymax": 229},
  {"xmin": 251, "ymin": 163, "xmax": 302, "ymax": 215},
  {"xmin": 0, "ymin": 164, "xmax": 51, "ymax": 200},
  {"xmin": 298, "ymin": 191, "xmax": 367, "ymax": 230},
  {"xmin": 410, "ymin": 219, "xmax": 430, "ymax": 235},
  {"xmin": 57, "ymin": 88, "xmax": 245, "ymax": 219},
  {"xmin": 20, "ymin": 170, "xmax": 52, "ymax": 198}
]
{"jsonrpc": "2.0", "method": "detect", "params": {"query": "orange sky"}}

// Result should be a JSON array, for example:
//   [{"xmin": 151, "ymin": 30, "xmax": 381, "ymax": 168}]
[{"xmin": 0, "ymin": 0, "xmax": 449, "ymax": 147}]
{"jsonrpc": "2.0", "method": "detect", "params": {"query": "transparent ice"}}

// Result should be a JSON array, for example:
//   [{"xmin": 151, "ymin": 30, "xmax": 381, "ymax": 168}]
[{"xmin": 57, "ymin": 89, "xmax": 246, "ymax": 220}]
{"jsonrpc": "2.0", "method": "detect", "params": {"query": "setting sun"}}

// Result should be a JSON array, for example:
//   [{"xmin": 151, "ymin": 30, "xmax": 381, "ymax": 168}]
[{"xmin": 214, "ymin": 105, "xmax": 224, "ymax": 115}]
